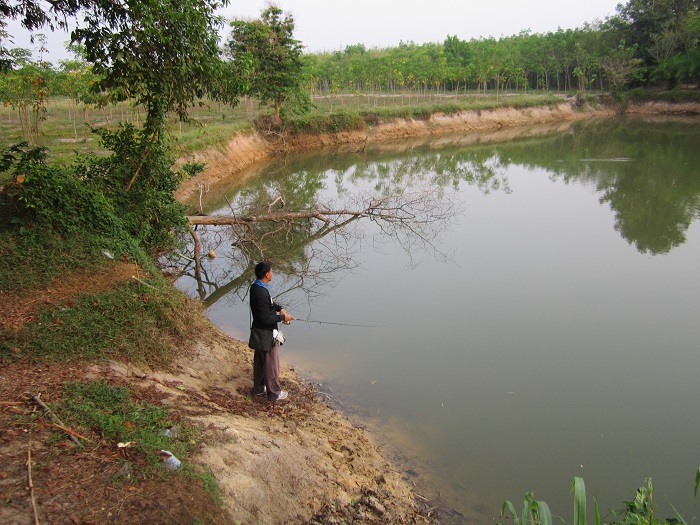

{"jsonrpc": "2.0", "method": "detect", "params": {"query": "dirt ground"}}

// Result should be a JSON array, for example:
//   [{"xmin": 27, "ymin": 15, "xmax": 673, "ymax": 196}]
[{"xmin": 0, "ymin": 263, "xmax": 439, "ymax": 525}]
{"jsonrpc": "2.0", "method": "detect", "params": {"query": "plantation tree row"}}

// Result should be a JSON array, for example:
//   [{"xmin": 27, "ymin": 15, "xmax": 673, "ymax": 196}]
[
  {"xmin": 2, "ymin": 0, "xmax": 698, "ymax": 129},
  {"xmin": 303, "ymin": 0, "xmax": 700, "ymax": 97}
]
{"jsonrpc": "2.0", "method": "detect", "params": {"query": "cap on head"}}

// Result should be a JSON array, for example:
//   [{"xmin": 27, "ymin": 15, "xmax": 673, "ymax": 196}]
[{"xmin": 255, "ymin": 260, "xmax": 272, "ymax": 279}]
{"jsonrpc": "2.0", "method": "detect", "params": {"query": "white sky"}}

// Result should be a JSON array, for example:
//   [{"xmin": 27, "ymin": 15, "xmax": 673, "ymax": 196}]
[
  {"xmin": 224, "ymin": 0, "xmax": 622, "ymax": 52},
  {"xmin": 6, "ymin": 0, "xmax": 622, "ymax": 62}
]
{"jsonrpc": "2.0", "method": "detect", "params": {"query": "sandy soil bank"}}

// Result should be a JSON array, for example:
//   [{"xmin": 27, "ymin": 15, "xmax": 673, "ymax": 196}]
[
  {"xmin": 110, "ymin": 328, "xmax": 438, "ymax": 524},
  {"xmin": 175, "ymin": 100, "xmax": 700, "ymax": 204},
  {"xmin": 175, "ymin": 101, "xmax": 613, "ymax": 202}
]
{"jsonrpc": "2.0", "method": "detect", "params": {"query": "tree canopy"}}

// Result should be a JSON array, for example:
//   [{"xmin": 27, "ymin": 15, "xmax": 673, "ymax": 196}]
[
  {"xmin": 301, "ymin": 1, "xmax": 698, "ymax": 95},
  {"xmin": 226, "ymin": 5, "xmax": 309, "ymax": 121},
  {"xmin": 1, "ymin": 0, "xmax": 245, "ymax": 257}
]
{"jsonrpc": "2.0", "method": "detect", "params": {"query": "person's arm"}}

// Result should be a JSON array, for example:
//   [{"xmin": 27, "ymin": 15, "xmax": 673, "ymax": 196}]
[
  {"xmin": 273, "ymin": 301, "xmax": 296, "ymax": 323},
  {"xmin": 279, "ymin": 308, "xmax": 295, "ymax": 323}
]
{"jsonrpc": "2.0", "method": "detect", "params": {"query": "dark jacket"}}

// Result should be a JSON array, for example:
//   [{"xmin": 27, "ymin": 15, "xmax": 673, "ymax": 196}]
[{"xmin": 250, "ymin": 283, "xmax": 284, "ymax": 331}]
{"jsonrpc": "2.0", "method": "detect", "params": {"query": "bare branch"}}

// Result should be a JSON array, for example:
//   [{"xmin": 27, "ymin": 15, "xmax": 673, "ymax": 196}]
[
  {"xmin": 187, "ymin": 209, "xmax": 368, "ymax": 225},
  {"xmin": 171, "ymin": 185, "xmax": 461, "ymax": 308}
]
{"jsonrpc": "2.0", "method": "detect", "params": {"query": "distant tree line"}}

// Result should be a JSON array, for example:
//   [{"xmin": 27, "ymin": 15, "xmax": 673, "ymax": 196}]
[
  {"xmin": 303, "ymin": 0, "xmax": 699, "ymax": 96},
  {"xmin": 1, "ymin": 0, "xmax": 697, "ymax": 138}
]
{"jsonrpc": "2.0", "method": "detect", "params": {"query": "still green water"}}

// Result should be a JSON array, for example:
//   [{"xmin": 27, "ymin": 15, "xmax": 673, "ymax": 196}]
[{"xmin": 175, "ymin": 117, "xmax": 700, "ymax": 524}]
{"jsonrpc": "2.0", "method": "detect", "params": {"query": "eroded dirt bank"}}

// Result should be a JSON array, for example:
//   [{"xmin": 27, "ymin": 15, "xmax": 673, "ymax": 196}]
[
  {"xmin": 110, "ymin": 330, "xmax": 436, "ymax": 524},
  {"xmin": 176, "ymin": 101, "xmax": 606, "ymax": 201},
  {"xmin": 0, "ymin": 266, "xmax": 440, "ymax": 525},
  {"xmin": 175, "ymin": 100, "xmax": 700, "ymax": 203}
]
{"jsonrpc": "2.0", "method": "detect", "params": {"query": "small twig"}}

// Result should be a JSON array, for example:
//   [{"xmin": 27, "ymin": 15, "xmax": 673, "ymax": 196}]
[
  {"xmin": 48, "ymin": 423, "xmax": 93, "ymax": 443},
  {"xmin": 131, "ymin": 276, "xmax": 156, "ymax": 289},
  {"xmin": 224, "ymin": 194, "xmax": 237, "ymax": 215},
  {"xmin": 27, "ymin": 394, "xmax": 81, "ymax": 447},
  {"xmin": 0, "ymin": 401, "xmax": 24, "ymax": 405},
  {"xmin": 268, "ymin": 195, "xmax": 285, "ymax": 212},
  {"xmin": 198, "ymin": 182, "xmax": 205, "ymax": 215},
  {"xmin": 173, "ymin": 251, "xmax": 194, "ymax": 262},
  {"xmin": 27, "ymin": 446, "xmax": 40, "ymax": 525}
]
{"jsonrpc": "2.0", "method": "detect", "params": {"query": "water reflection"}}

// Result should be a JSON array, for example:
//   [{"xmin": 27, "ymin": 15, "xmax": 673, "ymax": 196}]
[
  {"xmin": 183, "ymin": 118, "xmax": 700, "ymax": 264},
  {"xmin": 497, "ymin": 118, "xmax": 700, "ymax": 255},
  {"xmin": 174, "ymin": 144, "xmax": 511, "ymax": 308}
]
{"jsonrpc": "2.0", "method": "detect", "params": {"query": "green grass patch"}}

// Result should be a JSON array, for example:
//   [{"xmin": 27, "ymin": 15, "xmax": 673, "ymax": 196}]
[
  {"xmin": 3, "ymin": 275, "xmax": 205, "ymax": 366},
  {"xmin": 53, "ymin": 379, "xmax": 224, "ymax": 501},
  {"xmin": 0, "ymin": 221, "xmax": 149, "ymax": 293},
  {"xmin": 285, "ymin": 111, "xmax": 367, "ymax": 133},
  {"xmin": 56, "ymin": 380, "xmax": 200, "ymax": 478},
  {"xmin": 281, "ymin": 93, "xmax": 567, "ymax": 134},
  {"xmin": 170, "ymin": 119, "xmax": 255, "ymax": 157},
  {"xmin": 627, "ymin": 88, "xmax": 700, "ymax": 104}
]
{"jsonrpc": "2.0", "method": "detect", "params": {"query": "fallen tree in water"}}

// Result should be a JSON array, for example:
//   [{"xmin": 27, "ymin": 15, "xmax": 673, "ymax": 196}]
[{"xmin": 185, "ymin": 187, "xmax": 461, "ymax": 289}]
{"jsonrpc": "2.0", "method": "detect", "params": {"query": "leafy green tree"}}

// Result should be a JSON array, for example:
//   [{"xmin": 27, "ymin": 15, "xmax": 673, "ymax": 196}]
[
  {"xmin": 444, "ymin": 35, "xmax": 471, "ymax": 92},
  {"xmin": 615, "ymin": 0, "xmax": 700, "ymax": 69},
  {"xmin": 470, "ymin": 38, "xmax": 496, "ymax": 92},
  {"xmin": 2, "ymin": 0, "xmax": 242, "ymax": 256},
  {"xmin": 600, "ymin": 41, "xmax": 646, "ymax": 93},
  {"xmin": 72, "ymin": 0, "xmax": 235, "ymax": 130},
  {"xmin": 0, "ymin": 42, "xmax": 51, "ymax": 142},
  {"xmin": 226, "ymin": 5, "xmax": 309, "ymax": 121}
]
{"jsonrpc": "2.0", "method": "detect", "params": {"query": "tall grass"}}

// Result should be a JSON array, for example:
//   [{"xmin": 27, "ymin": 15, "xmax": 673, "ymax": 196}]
[{"xmin": 500, "ymin": 476, "xmax": 694, "ymax": 525}]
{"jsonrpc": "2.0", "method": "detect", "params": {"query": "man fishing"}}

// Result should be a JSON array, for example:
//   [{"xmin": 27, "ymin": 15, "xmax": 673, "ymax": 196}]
[{"xmin": 249, "ymin": 261, "xmax": 296, "ymax": 401}]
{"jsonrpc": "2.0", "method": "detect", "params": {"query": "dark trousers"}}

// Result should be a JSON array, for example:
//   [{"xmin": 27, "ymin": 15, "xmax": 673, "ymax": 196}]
[{"xmin": 252, "ymin": 343, "xmax": 281, "ymax": 399}]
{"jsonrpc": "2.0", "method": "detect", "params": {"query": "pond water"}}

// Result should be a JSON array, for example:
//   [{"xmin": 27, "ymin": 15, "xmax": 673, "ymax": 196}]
[{"xmin": 174, "ymin": 117, "xmax": 700, "ymax": 524}]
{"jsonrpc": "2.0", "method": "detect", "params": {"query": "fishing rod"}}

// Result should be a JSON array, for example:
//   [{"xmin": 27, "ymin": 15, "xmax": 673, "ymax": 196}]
[{"xmin": 285, "ymin": 318, "xmax": 388, "ymax": 328}]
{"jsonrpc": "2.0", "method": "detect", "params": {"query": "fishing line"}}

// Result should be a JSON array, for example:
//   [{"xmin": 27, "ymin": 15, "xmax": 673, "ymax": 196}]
[{"xmin": 286, "ymin": 318, "xmax": 389, "ymax": 328}]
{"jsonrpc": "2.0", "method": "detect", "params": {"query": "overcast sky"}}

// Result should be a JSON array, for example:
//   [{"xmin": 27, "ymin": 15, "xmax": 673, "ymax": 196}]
[
  {"xmin": 8, "ymin": 0, "xmax": 622, "ymax": 61},
  {"xmin": 225, "ymin": 0, "xmax": 622, "ymax": 52}
]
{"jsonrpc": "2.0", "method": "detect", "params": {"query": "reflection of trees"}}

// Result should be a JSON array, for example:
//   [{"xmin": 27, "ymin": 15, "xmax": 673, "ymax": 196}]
[
  {"xmin": 172, "ymin": 118, "xmax": 700, "ymax": 309},
  {"xmin": 173, "ymin": 147, "xmax": 509, "ymax": 308},
  {"xmin": 175, "ymin": 201, "xmax": 363, "ymax": 309},
  {"xmin": 187, "ymin": 214, "xmax": 359, "ymax": 308},
  {"xmin": 497, "ymin": 119, "xmax": 700, "ymax": 255},
  {"xmin": 599, "ymin": 163, "xmax": 699, "ymax": 255}
]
